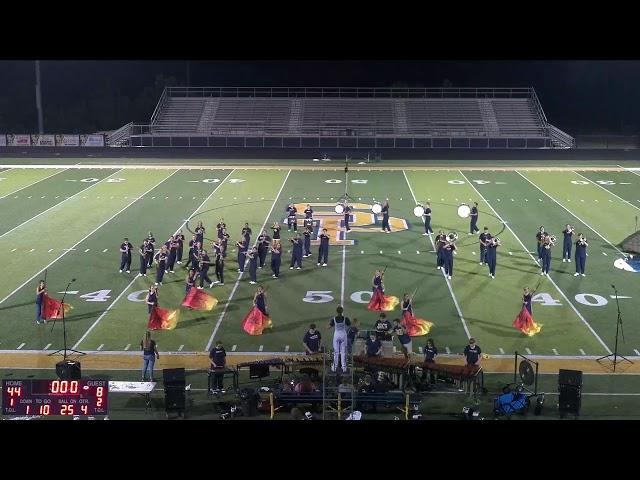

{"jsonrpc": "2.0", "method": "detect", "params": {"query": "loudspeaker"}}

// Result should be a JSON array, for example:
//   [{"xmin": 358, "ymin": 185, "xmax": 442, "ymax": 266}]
[
  {"xmin": 163, "ymin": 368, "xmax": 185, "ymax": 385},
  {"xmin": 163, "ymin": 368, "xmax": 186, "ymax": 413},
  {"xmin": 558, "ymin": 385, "xmax": 581, "ymax": 416},
  {"xmin": 558, "ymin": 369, "xmax": 583, "ymax": 388},
  {"xmin": 56, "ymin": 360, "xmax": 81, "ymax": 380}
]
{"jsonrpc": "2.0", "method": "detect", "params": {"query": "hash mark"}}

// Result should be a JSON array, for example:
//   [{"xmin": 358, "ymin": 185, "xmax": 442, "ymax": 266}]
[
  {"xmin": 232, "ymin": 345, "xmax": 237, "ymax": 351},
  {"xmin": 97, "ymin": 344, "xmax": 104, "ymax": 351},
  {"xmin": 17, "ymin": 343, "xmax": 25, "ymax": 350},
  {"xmin": 552, "ymin": 349, "xmax": 559, "ymax": 355},
  {"xmin": 285, "ymin": 345, "xmax": 290, "ymax": 352},
  {"xmin": 29, "ymin": 248, "xmax": 35, "ymax": 252},
  {"xmin": 48, "ymin": 249, "xmax": 53, "ymax": 252},
  {"xmin": 445, "ymin": 346, "xmax": 451, "ymax": 354},
  {"xmin": 178, "ymin": 345, "xmax": 184, "ymax": 351},
  {"xmin": 84, "ymin": 249, "xmax": 90, "ymax": 253},
  {"xmin": 124, "ymin": 344, "xmax": 131, "ymax": 351},
  {"xmin": 11, "ymin": 248, "xmax": 16, "ymax": 252},
  {"xmin": 499, "ymin": 348, "xmax": 505, "ymax": 354},
  {"xmin": 634, "ymin": 349, "xmax": 640, "ymax": 356},
  {"xmin": 259, "ymin": 345, "xmax": 264, "ymax": 352},
  {"xmin": 579, "ymin": 349, "xmax": 586, "ymax": 355},
  {"xmin": 43, "ymin": 343, "xmax": 51, "ymax": 350},
  {"xmin": 103, "ymin": 249, "xmax": 108, "ymax": 252}
]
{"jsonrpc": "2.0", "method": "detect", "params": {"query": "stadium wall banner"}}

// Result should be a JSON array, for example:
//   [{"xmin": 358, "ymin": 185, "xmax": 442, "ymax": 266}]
[
  {"xmin": 55, "ymin": 134, "xmax": 80, "ymax": 146},
  {"xmin": 7, "ymin": 134, "xmax": 31, "ymax": 146},
  {"xmin": 0, "ymin": 135, "xmax": 6, "ymax": 146},
  {"xmin": 31, "ymin": 134, "xmax": 56, "ymax": 146},
  {"xmin": 80, "ymin": 134, "xmax": 105, "ymax": 147}
]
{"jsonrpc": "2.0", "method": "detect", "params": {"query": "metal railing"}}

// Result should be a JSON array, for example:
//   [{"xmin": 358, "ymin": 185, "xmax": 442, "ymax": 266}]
[
  {"xmin": 150, "ymin": 88, "xmax": 169, "ymax": 125},
  {"xmin": 106, "ymin": 122, "xmax": 133, "ymax": 146},
  {"xmin": 163, "ymin": 86, "xmax": 536, "ymax": 99},
  {"xmin": 548, "ymin": 124, "xmax": 576, "ymax": 148}
]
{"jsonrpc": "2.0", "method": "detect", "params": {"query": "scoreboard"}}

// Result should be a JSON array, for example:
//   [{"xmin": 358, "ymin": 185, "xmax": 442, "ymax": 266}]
[{"xmin": 2, "ymin": 379, "xmax": 108, "ymax": 416}]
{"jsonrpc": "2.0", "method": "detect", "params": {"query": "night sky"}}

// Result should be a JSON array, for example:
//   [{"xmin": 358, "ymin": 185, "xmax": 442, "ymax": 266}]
[{"xmin": 0, "ymin": 60, "xmax": 638, "ymax": 134}]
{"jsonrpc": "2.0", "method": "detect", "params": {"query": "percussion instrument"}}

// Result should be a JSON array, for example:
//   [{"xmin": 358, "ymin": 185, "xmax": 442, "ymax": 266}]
[
  {"xmin": 371, "ymin": 202, "xmax": 383, "ymax": 214},
  {"xmin": 457, "ymin": 203, "xmax": 471, "ymax": 218},
  {"xmin": 413, "ymin": 205, "xmax": 425, "ymax": 217}
]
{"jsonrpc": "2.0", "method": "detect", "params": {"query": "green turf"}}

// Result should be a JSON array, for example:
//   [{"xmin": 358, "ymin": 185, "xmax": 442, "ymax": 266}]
[{"xmin": 0, "ymin": 164, "xmax": 638, "ymax": 358}]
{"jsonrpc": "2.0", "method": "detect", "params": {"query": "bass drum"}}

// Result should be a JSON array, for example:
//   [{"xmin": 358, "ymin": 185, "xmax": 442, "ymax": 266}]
[
  {"xmin": 413, "ymin": 205, "xmax": 425, "ymax": 217},
  {"xmin": 371, "ymin": 203, "xmax": 383, "ymax": 214},
  {"xmin": 457, "ymin": 203, "xmax": 471, "ymax": 218}
]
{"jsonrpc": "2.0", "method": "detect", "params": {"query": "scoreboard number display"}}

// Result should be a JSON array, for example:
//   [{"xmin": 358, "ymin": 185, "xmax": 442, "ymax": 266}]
[{"xmin": 2, "ymin": 379, "xmax": 108, "ymax": 416}]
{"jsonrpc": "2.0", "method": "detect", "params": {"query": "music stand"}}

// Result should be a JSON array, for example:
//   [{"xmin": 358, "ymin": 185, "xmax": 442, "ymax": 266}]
[
  {"xmin": 48, "ymin": 278, "xmax": 85, "ymax": 359},
  {"xmin": 596, "ymin": 285, "xmax": 632, "ymax": 372},
  {"xmin": 339, "ymin": 156, "xmax": 354, "ymax": 204}
]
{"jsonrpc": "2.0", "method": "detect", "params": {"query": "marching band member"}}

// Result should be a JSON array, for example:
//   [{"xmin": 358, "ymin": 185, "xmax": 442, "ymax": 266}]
[
  {"xmin": 536, "ymin": 226, "xmax": 546, "ymax": 261},
  {"xmin": 198, "ymin": 250, "xmax": 214, "ymax": 289},
  {"xmin": 486, "ymin": 236, "xmax": 499, "ymax": 279},
  {"xmin": 541, "ymin": 234, "xmax": 554, "ymax": 276},
  {"xmin": 372, "ymin": 270, "xmax": 384, "ymax": 293},
  {"xmin": 216, "ymin": 218, "xmax": 226, "ymax": 240},
  {"xmin": 154, "ymin": 246, "xmax": 168, "ymax": 286},
  {"xmin": 146, "ymin": 232, "xmax": 156, "ymax": 268},
  {"xmin": 374, "ymin": 313, "xmax": 392, "ymax": 341},
  {"xmin": 286, "ymin": 204, "xmax": 298, "ymax": 232},
  {"xmin": 257, "ymin": 230, "xmax": 271, "ymax": 268},
  {"xmin": 463, "ymin": 338, "xmax": 482, "ymax": 367},
  {"xmin": 241, "ymin": 285, "xmax": 273, "ymax": 335},
  {"xmin": 513, "ymin": 287, "xmax": 542, "ymax": 336},
  {"xmin": 401, "ymin": 293, "xmax": 433, "ymax": 336},
  {"xmin": 392, "ymin": 319, "xmax": 412, "ymax": 357},
  {"xmin": 330, "ymin": 306, "xmax": 351, "ymax": 372},
  {"xmin": 289, "ymin": 233, "xmax": 303, "ymax": 270},
  {"xmin": 167, "ymin": 235, "xmax": 179, "ymax": 273},
  {"xmin": 574, "ymin": 233, "xmax": 588, "ymax": 277},
  {"xmin": 469, "ymin": 202, "xmax": 480, "ymax": 234},
  {"xmin": 214, "ymin": 248, "xmax": 225, "ymax": 286},
  {"xmin": 138, "ymin": 239, "xmax": 150, "ymax": 277},
  {"xmin": 562, "ymin": 224, "xmax": 574, "ymax": 262},
  {"xmin": 436, "ymin": 230, "xmax": 446, "ymax": 270},
  {"xmin": 145, "ymin": 285, "xmax": 158, "ymax": 314},
  {"xmin": 443, "ymin": 236, "xmax": 456, "ymax": 280},
  {"xmin": 343, "ymin": 202, "xmax": 352, "ymax": 232},
  {"xmin": 317, "ymin": 228, "xmax": 329, "ymax": 266},
  {"xmin": 422, "ymin": 338, "xmax": 438, "ymax": 385},
  {"xmin": 303, "ymin": 204, "xmax": 314, "ymax": 229},
  {"xmin": 242, "ymin": 223, "xmax": 252, "ymax": 246},
  {"xmin": 422, "ymin": 202, "xmax": 433, "ymax": 235},
  {"xmin": 479, "ymin": 227, "xmax": 490, "ymax": 265},
  {"xmin": 270, "ymin": 239, "xmax": 282, "ymax": 278},
  {"xmin": 185, "ymin": 269, "xmax": 198, "ymax": 295},
  {"xmin": 248, "ymin": 246, "xmax": 258, "ymax": 284},
  {"xmin": 185, "ymin": 235, "xmax": 197, "ymax": 269},
  {"xmin": 36, "ymin": 280, "xmax": 47, "ymax": 324},
  {"xmin": 303, "ymin": 323, "xmax": 322, "ymax": 354},
  {"xmin": 272, "ymin": 222, "xmax": 281, "ymax": 240},
  {"xmin": 236, "ymin": 238, "xmax": 248, "ymax": 273},
  {"xmin": 220, "ymin": 228, "xmax": 230, "ymax": 258},
  {"xmin": 195, "ymin": 221, "xmax": 205, "ymax": 245},
  {"xmin": 119, "ymin": 237, "xmax": 133, "ymax": 273},
  {"xmin": 175, "ymin": 230, "xmax": 185, "ymax": 264},
  {"xmin": 303, "ymin": 226, "xmax": 312, "ymax": 257},
  {"xmin": 381, "ymin": 201, "xmax": 391, "ymax": 233}
]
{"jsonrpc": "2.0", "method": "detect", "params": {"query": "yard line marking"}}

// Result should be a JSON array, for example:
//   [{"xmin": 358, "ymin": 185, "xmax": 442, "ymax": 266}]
[
  {"xmin": 232, "ymin": 345, "xmax": 237, "ymax": 351},
  {"xmin": 97, "ymin": 344, "xmax": 104, "ymax": 351},
  {"xmin": 617, "ymin": 164, "xmax": 640, "ymax": 178},
  {"xmin": 103, "ymin": 249, "xmax": 108, "ymax": 253},
  {"xmin": 124, "ymin": 344, "xmax": 131, "ymax": 351},
  {"xmin": 341, "ymin": 245, "xmax": 346, "ymax": 306},
  {"xmin": 499, "ymin": 348, "xmax": 505, "ymax": 354},
  {"xmin": 17, "ymin": 343, "xmax": 25, "ymax": 350},
  {"xmin": 573, "ymin": 171, "xmax": 640, "ymax": 212},
  {"xmin": 525, "ymin": 348, "xmax": 532, "ymax": 355},
  {"xmin": 445, "ymin": 346, "xmax": 451, "ymax": 354},
  {"xmin": 508, "ymin": 251, "xmax": 513, "ymax": 255},
  {"xmin": 0, "ymin": 170, "xmax": 126, "ymax": 239},
  {"xmin": 403, "ymin": 170, "xmax": 470, "ymax": 338},
  {"xmin": 178, "ymin": 345, "xmax": 184, "ymax": 351},
  {"xmin": 579, "ymin": 349, "xmax": 586, "ymax": 355},
  {"xmin": 462, "ymin": 170, "xmax": 612, "ymax": 354},
  {"xmin": 285, "ymin": 345, "xmax": 290, "ymax": 352},
  {"xmin": 0, "ymin": 168, "xmax": 69, "ymax": 200},
  {"xmin": 43, "ymin": 343, "xmax": 51, "ymax": 350},
  {"xmin": 416, "ymin": 250, "xmax": 420, "ymax": 254},
  {"xmin": 84, "ymin": 249, "xmax": 90, "ymax": 253},
  {"xmin": 516, "ymin": 171, "xmax": 627, "ymax": 257},
  {"xmin": 74, "ymin": 170, "xmax": 234, "ymax": 350},
  {"xmin": 10, "ymin": 248, "xmax": 16, "ymax": 252},
  {"xmin": 207, "ymin": 170, "xmax": 292, "ymax": 351},
  {"xmin": 259, "ymin": 345, "xmax": 264, "ymax": 352},
  {"xmin": 552, "ymin": 348, "xmax": 559, "ymax": 355}
]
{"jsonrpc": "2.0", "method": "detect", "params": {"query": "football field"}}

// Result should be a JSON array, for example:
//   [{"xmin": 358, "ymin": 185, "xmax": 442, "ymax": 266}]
[{"xmin": 1, "ymin": 159, "xmax": 639, "ymax": 361}]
